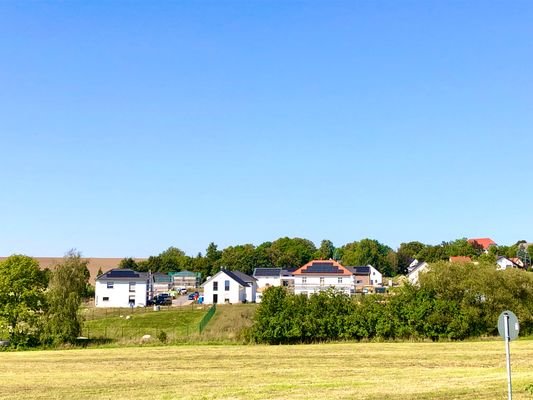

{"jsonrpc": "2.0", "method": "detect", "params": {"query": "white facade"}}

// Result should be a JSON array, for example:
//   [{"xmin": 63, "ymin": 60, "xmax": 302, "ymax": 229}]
[
  {"xmin": 496, "ymin": 257, "xmax": 516, "ymax": 270},
  {"xmin": 293, "ymin": 275, "xmax": 353, "ymax": 296},
  {"xmin": 368, "ymin": 266, "xmax": 383, "ymax": 286},
  {"xmin": 407, "ymin": 262, "xmax": 429, "ymax": 285},
  {"xmin": 202, "ymin": 270, "xmax": 256, "ymax": 305},
  {"xmin": 95, "ymin": 278, "xmax": 149, "ymax": 308}
]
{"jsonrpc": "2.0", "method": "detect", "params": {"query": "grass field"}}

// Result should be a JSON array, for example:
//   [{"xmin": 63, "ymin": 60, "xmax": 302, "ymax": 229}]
[
  {"xmin": 1, "ymin": 340, "xmax": 533, "ymax": 399},
  {"xmin": 82, "ymin": 305, "xmax": 208, "ymax": 342}
]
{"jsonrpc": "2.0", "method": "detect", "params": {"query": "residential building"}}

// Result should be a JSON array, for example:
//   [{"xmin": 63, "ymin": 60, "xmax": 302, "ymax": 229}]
[
  {"xmin": 95, "ymin": 269, "xmax": 151, "ymax": 308},
  {"xmin": 349, "ymin": 265, "xmax": 383, "ymax": 288},
  {"xmin": 292, "ymin": 260, "xmax": 354, "ymax": 296},
  {"xmin": 170, "ymin": 270, "xmax": 201, "ymax": 289},
  {"xmin": 407, "ymin": 260, "xmax": 429, "ymax": 285},
  {"xmin": 202, "ymin": 269, "xmax": 257, "ymax": 304},
  {"xmin": 496, "ymin": 256, "xmax": 522, "ymax": 270},
  {"xmin": 153, "ymin": 272, "xmax": 172, "ymax": 295},
  {"xmin": 468, "ymin": 238, "xmax": 497, "ymax": 253}
]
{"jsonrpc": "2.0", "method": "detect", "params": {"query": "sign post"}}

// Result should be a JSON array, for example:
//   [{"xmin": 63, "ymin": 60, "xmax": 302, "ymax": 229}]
[{"xmin": 498, "ymin": 310, "xmax": 519, "ymax": 400}]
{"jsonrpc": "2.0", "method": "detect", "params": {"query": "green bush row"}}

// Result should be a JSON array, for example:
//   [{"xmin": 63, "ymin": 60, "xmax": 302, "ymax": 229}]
[{"xmin": 251, "ymin": 262, "xmax": 533, "ymax": 344}]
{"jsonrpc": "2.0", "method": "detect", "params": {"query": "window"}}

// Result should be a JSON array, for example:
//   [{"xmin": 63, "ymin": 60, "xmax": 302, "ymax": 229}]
[
  {"xmin": 320, "ymin": 277, "xmax": 325, "ymax": 286},
  {"xmin": 103, "ymin": 297, "xmax": 109, "ymax": 301},
  {"xmin": 338, "ymin": 277, "xmax": 343, "ymax": 284},
  {"xmin": 129, "ymin": 282, "xmax": 135, "ymax": 292},
  {"xmin": 107, "ymin": 282, "xmax": 114, "ymax": 289},
  {"xmin": 213, "ymin": 281, "xmax": 218, "ymax": 291},
  {"xmin": 302, "ymin": 277, "xmax": 307, "ymax": 284},
  {"xmin": 225, "ymin": 280, "xmax": 230, "ymax": 291},
  {"xmin": 129, "ymin": 295, "xmax": 135, "ymax": 305}
]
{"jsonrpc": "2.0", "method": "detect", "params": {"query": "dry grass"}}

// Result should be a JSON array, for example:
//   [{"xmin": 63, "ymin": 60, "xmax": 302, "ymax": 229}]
[{"xmin": 1, "ymin": 340, "xmax": 533, "ymax": 399}]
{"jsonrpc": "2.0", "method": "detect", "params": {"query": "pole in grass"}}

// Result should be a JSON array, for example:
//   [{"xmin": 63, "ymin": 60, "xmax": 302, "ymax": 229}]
[{"xmin": 498, "ymin": 310, "xmax": 519, "ymax": 400}]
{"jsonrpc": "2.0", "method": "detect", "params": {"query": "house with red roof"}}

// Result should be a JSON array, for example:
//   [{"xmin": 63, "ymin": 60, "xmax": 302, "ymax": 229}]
[
  {"xmin": 292, "ymin": 260, "xmax": 354, "ymax": 296},
  {"xmin": 468, "ymin": 238, "xmax": 497, "ymax": 252}
]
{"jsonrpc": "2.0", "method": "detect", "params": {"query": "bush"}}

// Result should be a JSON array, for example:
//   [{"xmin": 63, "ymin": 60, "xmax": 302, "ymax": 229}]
[{"xmin": 157, "ymin": 330, "xmax": 168, "ymax": 343}]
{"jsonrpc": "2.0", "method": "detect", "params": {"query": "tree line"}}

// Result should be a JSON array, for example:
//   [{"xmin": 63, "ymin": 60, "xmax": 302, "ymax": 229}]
[
  {"xmin": 251, "ymin": 261, "xmax": 533, "ymax": 344},
  {"xmin": 119, "ymin": 237, "xmax": 533, "ymax": 278},
  {"xmin": 0, "ymin": 251, "xmax": 90, "ymax": 348}
]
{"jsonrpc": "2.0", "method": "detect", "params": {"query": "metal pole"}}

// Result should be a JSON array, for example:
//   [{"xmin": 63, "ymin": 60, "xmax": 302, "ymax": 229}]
[{"xmin": 504, "ymin": 313, "xmax": 512, "ymax": 400}]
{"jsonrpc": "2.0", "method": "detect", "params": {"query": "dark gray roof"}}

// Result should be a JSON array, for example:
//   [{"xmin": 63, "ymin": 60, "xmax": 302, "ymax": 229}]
[
  {"xmin": 349, "ymin": 266, "xmax": 371, "ymax": 275},
  {"xmin": 407, "ymin": 261, "xmax": 427, "ymax": 275},
  {"xmin": 97, "ymin": 269, "xmax": 148, "ymax": 281},
  {"xmin": 253, "ymin": 268, "xmax": 282, "ymax": 278},
  {"xmin": 221, "ymin": 269, "xmax": 255, "ymax": 287}
]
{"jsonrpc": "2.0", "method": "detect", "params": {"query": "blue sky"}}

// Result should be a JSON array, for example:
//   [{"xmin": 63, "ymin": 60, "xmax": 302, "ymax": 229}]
[{"xmin": 1, "ymin": 1, "xmax": 532, "ymax": 257}]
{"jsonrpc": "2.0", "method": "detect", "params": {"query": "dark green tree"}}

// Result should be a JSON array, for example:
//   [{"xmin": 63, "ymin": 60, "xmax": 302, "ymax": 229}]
[
  {"xmin": 268, "ymin": 237, "xmax": 316, "ymax": 269},
  {"xmin": 315, "ymin": 239, "xmax": 335, "ymax": 260},
  {"xmin": 119, "ymin": 257, "xmax": 139, "ymax": 270}
]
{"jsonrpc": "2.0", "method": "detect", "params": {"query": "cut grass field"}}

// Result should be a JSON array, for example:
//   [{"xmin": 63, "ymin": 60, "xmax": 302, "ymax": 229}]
[
  {"xmin": 2, "ymin": 340, "xmax": 533, "ymax": 399},
  {"xmin": 82, "ymin": 305, "xmax": 208, "ymax": 342}
]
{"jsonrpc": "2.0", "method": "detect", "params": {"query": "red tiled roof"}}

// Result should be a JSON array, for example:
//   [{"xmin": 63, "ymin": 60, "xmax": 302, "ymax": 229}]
[
  {"xmin": 468, "ymin": 238, "xmax": 496, "ymax": 250},
  {"xmin": 449, "ymin": 256, "xmax": 472, "ymax": 263}
]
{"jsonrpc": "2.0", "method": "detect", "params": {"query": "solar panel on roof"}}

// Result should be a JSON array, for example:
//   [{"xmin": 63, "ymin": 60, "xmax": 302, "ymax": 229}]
[
  {"xmin": 304, "ymin": 262, "xmax": 342, "ymax": 274},
  {"xmin": 106, "ymin": 270, "xmax": 140, "ymax": 278}
]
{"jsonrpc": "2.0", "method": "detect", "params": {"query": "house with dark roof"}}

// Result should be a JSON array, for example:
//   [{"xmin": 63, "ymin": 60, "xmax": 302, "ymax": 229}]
[
  {"xmin": 496, "ymin": 256, "xmax": 523, "ymax": 270},
  {"xmin": 348, "ymin": 265, "xmax": 383, "ymax": 289},
  {"xmin": 406, "ymin": 260, "xmax": 429, "ymax": 285},
  {"xmin": 202, "ymin": 269, "xmax": 257, "ymax": 304},
  {"xmin": 253, "ymin": 268, "xmax": 295, "ymax": 302},
  {"xmin": 153, "ymin": 272, "xmax": 172, "ymax": 295},
  {"xmin": 95, "ymin": 269, "xmax": 152, "ymax": 308},
  {"xmin": 292, "ymin": 260, "xmax": 354, "ymax": 296},
  {"xmin": 169, "ymin": 270, "xmax": 202, "ymax": 289}
]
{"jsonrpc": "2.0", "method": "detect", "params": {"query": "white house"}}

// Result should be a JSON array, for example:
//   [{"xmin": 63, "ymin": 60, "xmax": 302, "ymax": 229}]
[
  {"xmin": 293, "ymin": 260, "xmax": 354, "ymax": 296},
  {"xmin": 202, "ymin": 269, "xmax": 257, "ymax": 304},
  {"xmin": 496, "ymin": 256, "xmax": 521, "ymax": 270},
  {"xmin": 95, "ymin": 269, "xmax": 151, "ymax": 308},
  {"xmin": 252, "ymin": 268, "xmax": 295, "ymax": 302},
  {"xmin": 349, "ymin": 265, "xmax": 383, "ymax": 287},
  {"xmin": 406, "ymin": 260, "xmax": 429, "ymax": 285}
]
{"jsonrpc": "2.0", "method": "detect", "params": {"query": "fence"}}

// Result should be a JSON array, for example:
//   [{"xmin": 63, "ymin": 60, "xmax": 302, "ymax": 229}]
[{"xmin": 198, "ymin": 304, "xmax": 217, "ymax": 334}]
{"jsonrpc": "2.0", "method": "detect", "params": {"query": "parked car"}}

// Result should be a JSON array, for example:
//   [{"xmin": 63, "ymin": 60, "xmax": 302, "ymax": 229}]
[
  {"xmin": 187, "ymin": 293, "xmax": 195, "ymax": 301},
  {"xmin": 154, "ymin": 294, "xmax": 172, "ymax": 305},
  {"xmin": 179, "ymin": 288, "xmax": 187, "ymax": 295}
]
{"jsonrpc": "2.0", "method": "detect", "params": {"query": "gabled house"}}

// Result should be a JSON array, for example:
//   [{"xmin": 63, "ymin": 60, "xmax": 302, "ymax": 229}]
[
  {"xmin": 95, "ymin": 269, "xmax": 151, "ymax": 308},
  {"xmin": 349, "ymin": 265, "xmax": 383, "ymax": 288},
  {"xmin": 406, "ymin": 260, "xmax": 429, "ymax": 285},
  {"xmin": 202, "ymin": 269, "xmax": 257, "ymax": 304},
  {"xmin": 292, "ymin": 260, "xmax": 353, "ymax": 296},
  {"xmin": 468, "ymin": 238, "xmax": 497, "ymax": 253},
  {"xmin": 496, "ymin": 256, "xmax": 522, "ymax": 270}
]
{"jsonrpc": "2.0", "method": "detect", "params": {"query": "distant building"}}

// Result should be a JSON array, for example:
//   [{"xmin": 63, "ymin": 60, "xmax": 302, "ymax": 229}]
[
  {"xmin": 468, "ymin": 238, "xmax": 497, "ymax": 253},
  {"xmin": 292, "ymin": 260, "xmax": 354, "ymax": 296},
  {"xmin": 496, "ymin": 256, "xmax": 522, "ymax": 270},
  {"xmin": 95, "ymin": 269, "xmax": 151, "ymax": 308},
  {"xmin": 406, "ymin": 259, "xmax": 429, "ymax": 285},
  {"xmin": 170, "ymin": 270, "xmax": 201, "ymax": 289},
  {"xmin": 153, "ymin": 272, "xmax": 172, "ymax": 295}
]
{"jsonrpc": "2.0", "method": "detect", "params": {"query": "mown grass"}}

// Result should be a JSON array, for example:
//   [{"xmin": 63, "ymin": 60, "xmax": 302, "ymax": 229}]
[
  {"xmin": 1, "ymin": 340, "xmax": 533, "ymax": 399},
  {"xmin": 82, "ymin": 305, "xmax": 208, "ymax": 342}
]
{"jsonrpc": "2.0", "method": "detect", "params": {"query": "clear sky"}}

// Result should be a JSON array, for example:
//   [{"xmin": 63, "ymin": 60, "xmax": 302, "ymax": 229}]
[{"xmin": 1, "ymin": 1, "xmax": 532, "ymax": 257}]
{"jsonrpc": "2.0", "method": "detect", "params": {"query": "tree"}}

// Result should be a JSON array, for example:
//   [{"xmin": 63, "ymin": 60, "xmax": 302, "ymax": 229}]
[
  {"xmin": 0, "ymin": 255, "xmax": 47, "ymax": 347},
  {"xmin": 268, "ymin": 237, "xmax": 316, "ymax": 269},
  {"xmin": 341, "ymin": 239, "xmax": 396, "ymax": 276},
  {"xmin": 397, "ymin": 241, "xmax": 426, "ymax": 274},
  {"xmin": 119, "ymin": 257, "xmax": 138, "ymax": 270},
  {"xmin": 205, "ymin": 242, "xmax": 222, "ymax": 276},
  {"xmin": 315, "ymin": 240, "xmax": 335, "ymax": 260},
  {"xmin": 219, "ymin": 244, "xmax": 257, "ymax": 275},
  {"xmin": 42, "ymin": 251, "xmax": 89, "ymax": 345}
]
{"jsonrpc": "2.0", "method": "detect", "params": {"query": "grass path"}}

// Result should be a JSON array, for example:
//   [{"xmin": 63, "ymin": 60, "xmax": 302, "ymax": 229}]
[{"xmin": 2, "ymin": 340, "xmax": 533, "ymax": 399}]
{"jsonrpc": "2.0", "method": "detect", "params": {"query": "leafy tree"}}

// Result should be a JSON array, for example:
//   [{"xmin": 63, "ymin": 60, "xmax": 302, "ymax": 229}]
[
  {"xmin": 254, "ymin": 242, "xmax": 274, "ymax": 269},
  {"xmin": 119, "ymin": 257, "xmax": 139, "ymax": 270},
  {"xmin": 0, "ymin": 255, "xmax": 47, "ymax": 347},
  {"xmin": 205, "ymin": 242, "xmax": 222, "ymax": 276},
  {"xmin": 42, "ymin": 251, "xmax": 89, "ymax": 345},
  {"xmin": 268, "ymin": 237, "xmax": 316, "ymax": 269},
  {"xmin": 341, "ymin": 239, "xmax": 396, "ymax": 276},
  {"xmin": 315, "ymin": 240, "xmax": 335, "ymax": 260},
  {"xmin": 397, "ymin": 241, "xmax": 426, "ymax": 274},
  {"xmin": 219, "ymin": 244, "xmax": 257, "ymax": 275}
]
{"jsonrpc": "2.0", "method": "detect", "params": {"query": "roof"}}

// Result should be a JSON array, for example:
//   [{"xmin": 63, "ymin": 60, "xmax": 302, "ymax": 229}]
[
  {"xmin": 202, "ymin": 269, "xmax": 256, "ymax": 288},
  {"xmin": 253, "ymin": 268, "xmax": 282, "ymax": 278},
  {"xmin": 293, "ymin": 260, "xmax": 352, "ymax": 276},
  {"xmin": 407, "ymin": 261, "xmax": 428, "ymax": 275},
  {"xmin": 170, "ymin": 270, "xmax": 200, "ymax": 278},
  {"xmin": 468, "ymin": 238, "xmax": 497, "ymax": 250},
  {"xmin": 449, "ymin": 256, "xmax": 472, "ymax": 263},
  {"xmin": 96, "ymin": 268, "xmax": 148, "ymax": 281},
  {"xmin": 348, "ymin": 266, "xmax": 371, "ymax": 275},
  {"xmin": 153, "ymin": 272, "xmax": 172, "ymax": 283}
]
